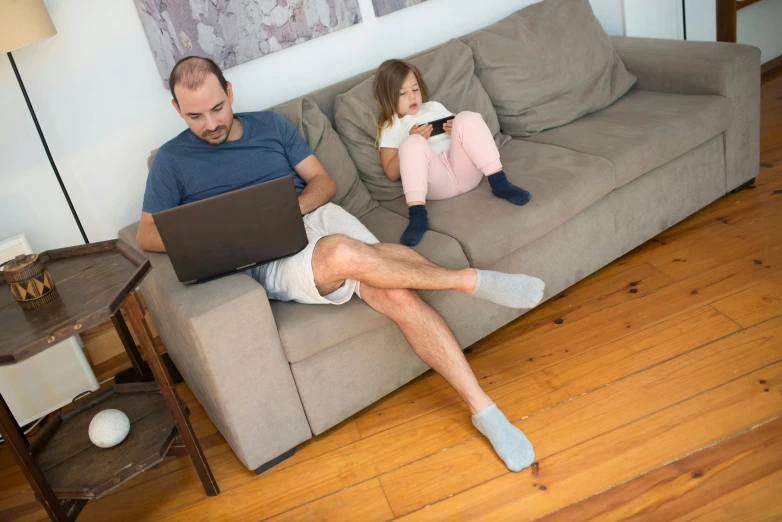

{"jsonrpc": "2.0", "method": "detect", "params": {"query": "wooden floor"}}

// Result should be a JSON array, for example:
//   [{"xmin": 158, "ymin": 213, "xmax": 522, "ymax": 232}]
[{"xmin": 2, "ymin": 77, "xmax": 781, "ymax": 522}]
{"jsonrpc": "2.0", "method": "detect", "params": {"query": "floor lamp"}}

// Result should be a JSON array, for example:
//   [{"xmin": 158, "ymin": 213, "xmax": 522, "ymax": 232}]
[{"xmin": 0, "ymin": 0, "xmax": 89, "ymax": 244}]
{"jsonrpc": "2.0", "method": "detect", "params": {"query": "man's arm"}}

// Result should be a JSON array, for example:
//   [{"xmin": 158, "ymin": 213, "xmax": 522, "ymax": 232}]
[
  {"xmin": 136, "ymin": 212, "xmax": 167, "ymax": 252},
  {"xmin": 294, "ymin": 154, "xmax": 337, "ymax": 214}
]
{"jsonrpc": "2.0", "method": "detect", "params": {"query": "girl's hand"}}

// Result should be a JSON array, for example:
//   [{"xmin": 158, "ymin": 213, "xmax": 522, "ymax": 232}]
[
  {"xmin": 410, "ymin": 123, "xmax": 432, "ymax": 140},
  {"xmin": 443, "ymin": 118, "xmax": 455, "ymax": 135}
]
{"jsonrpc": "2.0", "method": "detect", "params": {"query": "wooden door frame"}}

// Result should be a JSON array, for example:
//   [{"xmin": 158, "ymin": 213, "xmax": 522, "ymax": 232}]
[
  {"xmin": 716, "ymin": 0, "xmax": 737, "ymax": 42},
  {"xmin": 719, "ymin": 0, "xmax": 768, "ymax": 43}
]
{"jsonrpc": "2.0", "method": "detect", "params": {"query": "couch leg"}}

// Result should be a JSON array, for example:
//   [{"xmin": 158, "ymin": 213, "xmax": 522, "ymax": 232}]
[
  {"xmin": 255, "ymin": 448, "xmax": 295, "ymax": 475},
  {"xmin": 731, "ymin": 177, "xmax": 755, "ymax": 193}
]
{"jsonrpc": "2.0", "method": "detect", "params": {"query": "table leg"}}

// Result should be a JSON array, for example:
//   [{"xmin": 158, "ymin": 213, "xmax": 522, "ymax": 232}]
[
  {"xmin": 123, "ymin": 291, "xmax": 220, "ymax": 497},
  {"xmin": 0, "ymin": 394, "xmax": 70, "ymax": 521},
  {"xmin": 111, "ymin": 309, "xmax": 153, "ymax": 382}
]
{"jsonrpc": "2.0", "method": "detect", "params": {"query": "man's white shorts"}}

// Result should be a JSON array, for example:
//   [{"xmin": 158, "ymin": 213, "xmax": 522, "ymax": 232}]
[{"xmin": 249, "ymin": 203, "xmax": 379, "ymax": 305}]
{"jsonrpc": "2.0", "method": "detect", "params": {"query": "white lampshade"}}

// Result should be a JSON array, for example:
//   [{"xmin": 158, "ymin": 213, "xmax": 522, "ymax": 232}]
[{"xmin": 0, "ymin": 0, "xmax": 57, "ymax": 54}]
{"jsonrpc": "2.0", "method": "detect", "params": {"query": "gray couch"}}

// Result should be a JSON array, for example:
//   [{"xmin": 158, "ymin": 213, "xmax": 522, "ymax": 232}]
[{"xmin": 119, "ymin": 13, "xmax": 760, "ymax": 473}]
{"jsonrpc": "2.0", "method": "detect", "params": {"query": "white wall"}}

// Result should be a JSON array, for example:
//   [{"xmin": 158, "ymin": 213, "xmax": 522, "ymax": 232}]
[
  {"xmin": 626, "ymin": 0, "xmax": 782, "ymax": 61},
  {"xmin": 1, "ymin": 0, "xmax": 624, "ymax": 244},
  {"xmin": 684, "ymin": 0, "xmax": 716, "ymax": 42},
  {"xmin": 624, "ymin": 0, "xmax": 684, "ymax": 40},
  {"xmin": 738, "ymin": 0, "xmax": 782, "ymax": 64},
  {"xmin": 0, "ymin": 56, "xmax": 84, "ymax": 251}
]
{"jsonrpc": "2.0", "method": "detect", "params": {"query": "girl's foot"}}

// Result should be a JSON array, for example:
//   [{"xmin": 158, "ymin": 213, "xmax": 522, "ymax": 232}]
[
  {"xmin": 401, "ymin": 204, "xmax": 429, "ymax": 246},
  {"xmin": 488, "ymin": 171, "xmax": 531, "ymax": 206}
]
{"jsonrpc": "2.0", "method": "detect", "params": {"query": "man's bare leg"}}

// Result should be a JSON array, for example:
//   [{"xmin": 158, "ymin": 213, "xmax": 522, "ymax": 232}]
[
  {"xmin": 312, "ymin": 235, "xmax": 475, "ymax": 294},
  {"xmin": 359, "ymin": 284, "xmax": 535, "ymax": 472},
  {"xmin": 359, "ymin": 284, "xmax": 492, "ymax": 414},
  {"xmin": 312, "ymin": 235, "xmax": 544, "ymax": 309}
]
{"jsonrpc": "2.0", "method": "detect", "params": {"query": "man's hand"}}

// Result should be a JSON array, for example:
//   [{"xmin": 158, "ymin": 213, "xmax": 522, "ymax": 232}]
[
  {"xmin": 443, "ymin": 117, "xmax": 455, "ymax": 135},
  {"xmin": 294, "ymin": 154, "xmax": 337, "ymax": 215},
  {"xmin": 409, "ymin": 123, "xmax": 432, "ymax": 140}
]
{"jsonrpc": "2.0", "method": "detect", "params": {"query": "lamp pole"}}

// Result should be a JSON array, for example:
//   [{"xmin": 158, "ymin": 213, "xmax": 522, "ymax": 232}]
[{"xmin": 6, "ymin": 52, "xmax": 89, "ymax": 244}]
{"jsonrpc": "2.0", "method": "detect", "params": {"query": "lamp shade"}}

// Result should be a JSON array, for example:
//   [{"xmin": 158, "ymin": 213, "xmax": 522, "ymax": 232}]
[{"xmin": 0, "ymin": 0, "xmax": 56, "ymax": 54}]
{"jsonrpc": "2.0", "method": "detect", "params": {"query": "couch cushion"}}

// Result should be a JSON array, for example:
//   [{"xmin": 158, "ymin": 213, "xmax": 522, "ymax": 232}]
[
  {"xmin": 381, "ymin": 140, "xmax": 615, "ymax": 268},
  {"xmin": 272, "ymin": 206, "xmax": 470, "ymax": 364},
  {"xmin": 525, "ymin": 89, "xmax": 732, "ymax": 188},
  {"xmin": 334, "ymin": 38, "xmax": 509, "ymax": 202},
  {"xmin": 270, "ymin": 96, "xmax": 378, "ymax": 218},
  {"xmin": 462, "ymin": 0, "xmax": 636, "ymax": 138}
]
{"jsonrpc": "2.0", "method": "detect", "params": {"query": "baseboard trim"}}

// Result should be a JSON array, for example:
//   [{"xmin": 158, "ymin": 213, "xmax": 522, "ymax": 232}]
[{"xmin": 761, "ymin": 55, "xmax": 782, "ymax": 82}]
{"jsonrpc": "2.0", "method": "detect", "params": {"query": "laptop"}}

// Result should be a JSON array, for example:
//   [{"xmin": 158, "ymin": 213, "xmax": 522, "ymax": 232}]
[{"xmin": 153, "ymin": 176, "xmax": 308, "ymax": 284}]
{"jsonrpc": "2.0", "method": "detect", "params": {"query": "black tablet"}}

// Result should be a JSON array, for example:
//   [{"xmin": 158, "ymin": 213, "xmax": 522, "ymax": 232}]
[{"xmin": 418, "ymin": 115, "xmax": 454, "ymax": 136}]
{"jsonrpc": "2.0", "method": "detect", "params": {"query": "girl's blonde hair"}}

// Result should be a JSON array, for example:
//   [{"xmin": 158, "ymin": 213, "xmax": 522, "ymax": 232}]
[{"xmin": 373, "ymin": 59, "xmax": 429, "ymax": 147}]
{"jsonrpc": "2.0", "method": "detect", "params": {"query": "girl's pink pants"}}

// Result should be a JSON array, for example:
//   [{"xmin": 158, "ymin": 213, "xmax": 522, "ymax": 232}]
[{"xmin": 398, "ymin": 111, "xmax": 502, "ymax": 204}]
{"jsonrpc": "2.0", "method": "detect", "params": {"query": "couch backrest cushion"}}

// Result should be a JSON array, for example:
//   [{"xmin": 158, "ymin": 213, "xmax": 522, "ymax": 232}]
[
  {"xmin": 462, "ymin": 0, "xmax": 637, "ymax": 137},
  {"xmin": 334, "ymin": 38, "xmax": 509, "ymax": 201},
  {"xmin": 269, "ymin": 96, "xmax": 378, "ymax": 217},
  {"xmin": 147, "ymin": 98, "xmax": 378, "ymax": 219},
  {"xmin": 306, "ymin": 44, "xmax": 443, "ymax": 128}
]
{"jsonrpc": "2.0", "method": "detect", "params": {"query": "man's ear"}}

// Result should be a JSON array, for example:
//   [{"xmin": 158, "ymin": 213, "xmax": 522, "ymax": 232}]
[
  {"xmin": 171, "ymin": 98, "xmax": 181, "ymax": 116},
  {"xmin": 226, "ymin": 81, "xmax": 234, "ymax": 105}
]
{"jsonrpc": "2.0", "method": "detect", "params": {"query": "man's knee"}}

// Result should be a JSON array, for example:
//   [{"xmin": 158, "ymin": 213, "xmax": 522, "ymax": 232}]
[
  {"xmin": 315, "ymin": 234, "xmax": 367, "ymax": 272},
  {"xmin": 374, "ymin": 287, "xmax": 421, "ymax": 311}
]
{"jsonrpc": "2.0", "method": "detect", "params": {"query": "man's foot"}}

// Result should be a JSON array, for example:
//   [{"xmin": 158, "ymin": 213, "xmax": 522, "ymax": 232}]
[
  {"xmin": 401, "ymin": 204, "xmax": 429, "ymax": 246},
  {"xmin": 472, "ymin": 403, "xmax": 535, "ymax": 472},
  {"xmin": 471, "ymin": 269, "xmax": 545, "ymax": 309},
  {"xmin": 488, "ymin": 171, "xmax": 531, "ymax": 206}
]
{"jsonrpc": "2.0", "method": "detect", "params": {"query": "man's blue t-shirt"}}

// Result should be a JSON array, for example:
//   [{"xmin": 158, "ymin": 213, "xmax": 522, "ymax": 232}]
[{"xmin": 142, "ymin": 111, "xmax": 312, "ymax": 213}]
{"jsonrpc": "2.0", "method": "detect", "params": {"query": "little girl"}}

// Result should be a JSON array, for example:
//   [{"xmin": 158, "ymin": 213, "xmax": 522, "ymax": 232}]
[{"xmin": 374, "ymin": 59, "xmax": 531, "ymax": 246}]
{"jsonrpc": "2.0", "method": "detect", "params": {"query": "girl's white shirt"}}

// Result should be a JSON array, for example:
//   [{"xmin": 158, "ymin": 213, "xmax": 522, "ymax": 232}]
[{"xmin": 378, "ymin": 101, "xmax": 454, "ymax": 155}]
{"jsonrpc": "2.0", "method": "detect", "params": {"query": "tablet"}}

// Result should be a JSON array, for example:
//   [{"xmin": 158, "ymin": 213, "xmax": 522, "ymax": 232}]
[{"xmin": 418, "ymin": 115, "xmax": 454, "ymax": 136}]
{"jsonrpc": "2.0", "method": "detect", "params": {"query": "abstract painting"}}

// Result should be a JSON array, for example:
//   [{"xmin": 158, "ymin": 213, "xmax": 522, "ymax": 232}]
[
  {"xmin": 372, "ymin": 0, "xmax": 430, "ymax": 17},
  {"xmin": 134, "ymin": 0, "xmax": 362, "ymax": 87}
]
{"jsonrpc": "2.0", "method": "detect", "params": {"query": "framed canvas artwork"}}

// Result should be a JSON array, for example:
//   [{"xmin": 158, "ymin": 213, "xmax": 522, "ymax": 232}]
[
  {"xmin": 134, "ymin": 0, "xmax": 362, "ymax": 87},
  {"xmin": 371, "ymin": 0, "xmax": 430, "ymax": 17}
]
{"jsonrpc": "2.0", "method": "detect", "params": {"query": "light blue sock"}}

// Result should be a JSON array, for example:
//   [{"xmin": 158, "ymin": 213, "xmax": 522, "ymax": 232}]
[
  {"xmin": 471, "ymin": 270, "xmax": 545, "ymax": 309},
  {"xmin": 472, "ymin": 403, "xmax": 535, "ymax": 472}
]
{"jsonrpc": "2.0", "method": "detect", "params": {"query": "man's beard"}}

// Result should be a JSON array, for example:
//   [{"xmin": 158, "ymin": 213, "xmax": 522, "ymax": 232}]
[{"xmin": 200, "ymin": 118, "xmax": 233, "ymax": 146}]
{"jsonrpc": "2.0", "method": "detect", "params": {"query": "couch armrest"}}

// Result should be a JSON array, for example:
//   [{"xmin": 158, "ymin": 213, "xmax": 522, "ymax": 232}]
[
  {"xmin": 611, "ymin": 36, "xmax": 761, "ymax": 191},
  {"xmin": 118, "ymin": 223, "xmax": 311, "ymax": 470}
]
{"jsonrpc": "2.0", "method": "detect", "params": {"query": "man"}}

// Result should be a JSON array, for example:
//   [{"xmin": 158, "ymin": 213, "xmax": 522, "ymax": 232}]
[{"xmin": 138, "ymin": 56, "xmax": 544, "ymax": 472}]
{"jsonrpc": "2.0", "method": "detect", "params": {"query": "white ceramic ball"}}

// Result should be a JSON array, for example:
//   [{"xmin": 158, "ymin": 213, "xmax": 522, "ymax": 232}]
[{"xmin": 88, "ymin": 409, "xmax": 131, "ymax": 448}]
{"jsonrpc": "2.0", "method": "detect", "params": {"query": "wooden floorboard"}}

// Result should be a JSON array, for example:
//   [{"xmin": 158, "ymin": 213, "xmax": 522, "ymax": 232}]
[
  {"xmin": 675, "ymin": 469, "xmax": 782, "ymax": 522},
  {"xmin": 393, "ymin": 360, "xmax": 782, "ymax": 521},
  {"xmin": 533, "ymin": 416, "xmax": 782, "ymax": 522},
  {"xmin": 2, "ymin": 75, "xmax": 781, "ymax": 522},
  {"xmin": 712, "ymin": 271, "xmax": 782, "ymax": 328},
  {"xmin": 263, "ymin": 479, "xmax": 395, "ymax": 522},
  {"xmin": 380, "ymin": 313, "xmax": 781, "ymax": 516}
]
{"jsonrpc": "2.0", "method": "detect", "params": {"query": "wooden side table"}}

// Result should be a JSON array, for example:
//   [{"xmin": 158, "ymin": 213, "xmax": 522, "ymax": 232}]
[{"xmin": 0, "ymin": 240, "xmax": 218, "ymax": 521}]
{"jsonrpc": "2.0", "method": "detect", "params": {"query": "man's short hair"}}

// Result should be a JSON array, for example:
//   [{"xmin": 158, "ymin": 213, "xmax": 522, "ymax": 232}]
[{"xmin": 169, "ymin": 56, "xmax": 228, "ymax": 105}]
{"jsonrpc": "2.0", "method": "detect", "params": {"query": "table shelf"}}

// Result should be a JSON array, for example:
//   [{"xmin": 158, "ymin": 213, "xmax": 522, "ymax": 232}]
[
  {"xmin": 0, "ymin": 240, "xmax": 218, "ymax": 521},
  {"xmin": 0, "ymin": 240, "xmax": 149, "ymax": 366},
  {"xmin": 30, "ymin": 383, "xmax": 184, "ymax": 500}
]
